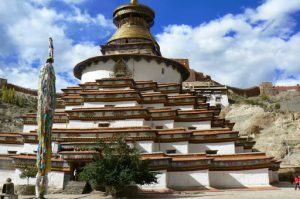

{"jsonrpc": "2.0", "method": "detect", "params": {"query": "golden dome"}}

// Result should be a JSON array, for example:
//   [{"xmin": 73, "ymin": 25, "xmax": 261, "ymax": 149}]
[
  {"xmin": 108, "ymin": 23, "xmax": 156, "ymax": 43},
  {"xmin": 107, "ymin": 0, "xmax": 156, "ymax": 44}
]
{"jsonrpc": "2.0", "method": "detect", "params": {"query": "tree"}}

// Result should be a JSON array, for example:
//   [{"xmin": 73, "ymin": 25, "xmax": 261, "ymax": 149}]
[
  {"xmin": 79, "ymin": 136, "xmax": 157, "ymax": 197},
  {"xmin": 19, "ymin": 165, "xmax": 38, "ymax": 186}
]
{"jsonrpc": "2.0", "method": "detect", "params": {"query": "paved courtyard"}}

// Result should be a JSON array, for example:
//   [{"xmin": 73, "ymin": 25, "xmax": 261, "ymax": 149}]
[{"xmin": 20, "ymin": 183, "xmax": 300, "ymax": 199}]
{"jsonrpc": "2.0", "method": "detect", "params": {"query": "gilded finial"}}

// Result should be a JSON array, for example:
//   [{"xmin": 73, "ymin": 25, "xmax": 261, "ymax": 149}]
[
  {"xmin": 47, "ymin": 37, "xmax": 54, "ymax": 63},
  {"xmin": 130, "ymin": 0, "xmax": 138, "ymax": 5}
]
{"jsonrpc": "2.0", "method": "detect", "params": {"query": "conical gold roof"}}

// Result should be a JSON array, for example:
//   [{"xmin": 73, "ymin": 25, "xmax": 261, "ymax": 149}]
[
  {"xmin": 107, "ymin": 0, "xmax": 157, "ymax": 44},
  {"xmin": 108, "ymin": 23, "xmax": 156, "ymax": 43}
]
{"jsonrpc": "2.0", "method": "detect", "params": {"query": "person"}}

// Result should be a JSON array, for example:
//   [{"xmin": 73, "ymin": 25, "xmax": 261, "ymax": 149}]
[
  {"xmin": 295, "ymin": 176, "xmax": 300, "ymax": 190},
  {"xmin": 74, "ymin": 169, "xmax": 78, "ymax": 181},
  {"xmin": 1, "ymin": 178, "xmax": 15, "ymax": 199},
  {"xmin": 290, "ymin": 174, "xmax": 294, "ymax": 184}
]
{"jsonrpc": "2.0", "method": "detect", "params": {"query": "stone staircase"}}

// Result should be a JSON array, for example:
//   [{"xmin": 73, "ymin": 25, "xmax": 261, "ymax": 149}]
[{"xmin": 63, "ymin": 181, "xmax": 92, "ymax": 194}]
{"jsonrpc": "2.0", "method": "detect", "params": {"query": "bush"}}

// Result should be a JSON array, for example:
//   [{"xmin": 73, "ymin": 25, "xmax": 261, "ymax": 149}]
[
  {"xmin": 19, "ymin": 165, "xmax": 37, "ymax": 186},
  {"xmin": 79, "ymin": 136, "xmax": 157, "ymax": 196},
  {"xmin": 275, "ymin": 103, "xmax": 281, "ymax": 110}
]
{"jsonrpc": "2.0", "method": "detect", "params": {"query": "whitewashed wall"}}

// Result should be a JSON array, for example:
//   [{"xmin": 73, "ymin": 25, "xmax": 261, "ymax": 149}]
[
  {"xmin": 81, "ymin": 59, "xmax": 182, "ymax": 84},
  {"xmin": 189, "ymin": 142, "xmax": 235, "ymax": 154},
  {"xmin": 147, "ymin": 120, "xmax": 174, "ymax": 129},
  {"xmin": 159, "ymin": 141, "xmax": 188, "ymax": 154},
  {"xmin": 21, "ymin": 143, "xmax": 38, "ymax": 154},
  {"xmin": 0, "ymin": 144, "xmax": 24, "ymax": 154},
  {"xmin": 13, "ymin": 169, "xmax": 65, "ymax": 189},
  {"xmin": 23, "ymin": 125, "xmax": 37, "ymax": 133},
  {"xmin": 84, "ymin": 101, "xmax": 138, "ymax": 108},
  {"xmin": 0, "ymin": 170, "xmax": 16, "ymax": 185},
  {"xmin": 206, "ymin": 94, "xmax": 229, "ymax": 107},
  {"xmin": 68, "ymin": 119, "xmax": 145, "ymax": 128},
  {"xmin": 136, "ymin": 141, "xmax": 155, "ymax": 153},
  {"xmin": 174, "ymin": 121, "xmax": 211, "ymax": 130},
  {"xmin": 65, "ymin": 105, "xmax": 82, "ymax": 111},
  {"xmin": 209, "ymin": 168, "xmax": 270, "ymax": 188},
  {"xmin": 140, "ymin": 170, "xmax": 167, "ymax": 189},
  {"xmin": 167, "ymin": 170, "xmax": 210, "ymax": 189}
]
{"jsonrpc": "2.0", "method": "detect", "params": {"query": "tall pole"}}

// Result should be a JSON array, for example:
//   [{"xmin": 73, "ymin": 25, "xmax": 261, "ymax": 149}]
[{"xmin": 36, "ymin": 37, "xmax": 56, "ymax": 199}]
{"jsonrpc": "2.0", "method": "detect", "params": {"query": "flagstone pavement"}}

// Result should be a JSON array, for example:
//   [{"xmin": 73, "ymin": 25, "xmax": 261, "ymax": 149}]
[{"xmin": 20, "ymin": 182, "xmax": 300, "ymax": 199}]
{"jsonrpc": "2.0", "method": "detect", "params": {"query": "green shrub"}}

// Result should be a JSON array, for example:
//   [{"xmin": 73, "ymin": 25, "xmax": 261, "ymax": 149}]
[
  {"xmin": 19, "ymin": 165, "xmax": 38, "ymax": 186},
  {"xmin": 79, "ymin": 136, "xmax": 157, "ymax": 189}
]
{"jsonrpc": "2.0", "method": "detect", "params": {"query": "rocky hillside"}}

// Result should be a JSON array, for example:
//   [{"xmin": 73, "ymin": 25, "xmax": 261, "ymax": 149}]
[
  {"xmin": 223, "ymin": 91, "xmax": 300, "ymax": 166},
  {"xmin": 0, "ymin": 89, "xmax": 37, "ymax": 132}
]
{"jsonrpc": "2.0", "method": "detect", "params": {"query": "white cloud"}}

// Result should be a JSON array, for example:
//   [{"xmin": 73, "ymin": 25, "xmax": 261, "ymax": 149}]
[
  {"xmin": 0, "ymin": 0, "xmax": 113, "ymax": 90},
  {"xmin": 275, "ymin": 78, "xmax": 300, "ymax": 86},
  {"xmin": 157, "ymin": 0, "xmax": 300, "ymax": 88},
  {"xmin": 62, "ymin": 0, "xmax": 87, "ymax": 5}
]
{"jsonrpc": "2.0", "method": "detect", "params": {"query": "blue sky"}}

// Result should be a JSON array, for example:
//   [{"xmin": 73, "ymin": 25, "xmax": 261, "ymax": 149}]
[{"xmin": 0, "ymin": 0, "xmax": 300, "ymax": 90}]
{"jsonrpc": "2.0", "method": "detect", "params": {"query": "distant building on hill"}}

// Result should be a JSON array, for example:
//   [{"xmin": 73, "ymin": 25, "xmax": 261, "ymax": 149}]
[{"xmin": 260, "ymin": 82, "xmax": 300, "ymax": 95}]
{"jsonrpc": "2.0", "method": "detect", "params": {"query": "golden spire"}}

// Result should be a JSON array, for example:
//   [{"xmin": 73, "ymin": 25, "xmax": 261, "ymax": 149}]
[{"xmin": 131, "ymin": 0, "xmax": 138, "ymax": 5}]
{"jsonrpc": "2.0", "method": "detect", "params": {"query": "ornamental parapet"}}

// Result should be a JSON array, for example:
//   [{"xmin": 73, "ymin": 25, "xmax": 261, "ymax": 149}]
[
  {"xmin": 0, "ymin": 133, "xmax": 23, "ymax": 144},
  {"xmin": 208, "ymin": 153, "xmax": 273, "ymax": 171},
  {"xmin": 0, "ymin": 154, "xmax": 14, "ymax": 170},
  {"xmin": 157, "ymin": 83, "xmax": 181, "ymax": 94},
  {"xmin": 80, "ymin": 89, "xmax": 142, "ymax": 103},
  {"xmin": 22, "ymin": 113, "xmax": 68, "ymax": 125},
  {"xmin": 66, "ymin": 106, "xmax": 149, "ymax": 120},
  {"xmin": 11, "ymin": 154, "xmax": 70, "ymax": 172},
  {"xmin": 61, "ymin": 86, "xmax": 82, "ymax": 95}
]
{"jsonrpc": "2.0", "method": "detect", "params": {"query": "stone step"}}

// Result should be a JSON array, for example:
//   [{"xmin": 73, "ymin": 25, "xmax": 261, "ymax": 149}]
[{"xmin": 63, "ymin": 181, "xmax": 92, "ymax": 194}]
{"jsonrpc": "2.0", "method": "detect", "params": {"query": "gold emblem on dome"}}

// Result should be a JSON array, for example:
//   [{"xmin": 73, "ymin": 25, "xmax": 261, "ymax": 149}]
[{"xmin": 110, "ymin": 59, "xmax": 132, "ymax": 78}]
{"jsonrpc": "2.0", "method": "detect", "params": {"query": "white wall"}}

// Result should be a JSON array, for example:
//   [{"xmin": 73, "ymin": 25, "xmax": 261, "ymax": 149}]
[
  {"xmin": 174, "ymin": 121, "xmax": 211, "ymax": 130},
  {"xmin": 21, "ymin": 143, "xmax": 38, "ymax": 154},
  {"xmin": 136, "ymin": 141, "xmax": 155, "ymax": 153},
  {"xmin": 68, "ymin": 119, "xmax": 145, "ymax": 128},
  {"xmin": 189, "ymin": 142, "xmax": 235, "ymax": 155},
  {"xmin": 13, "ymin": 169, "xmax": 65, "ymax": 189},
  {"xmin": 159, "ymin": 141, "xmax": 188, "ymax": 154},
  {"xmin": 168, "ymin": 170, "xmax": 210, "ymax": 189},
  {"xmin": 206, "ymin": 94, "xmax": 229, "ymax": 107},
  {"xmin": 23, "ymin": 125, "xmax": 37, "ymax": 133},
  {"xmin": 48, "ymin": 172, "xmax": 65, "ymax": 188},
  {"xmin": 65, "ymin": 105, "xmax": 82, "ymax": 111},
  {"xmin": 81, "ymin": 59, "xmax": 182, "ymax": 84},
  {"xmin": 0, "ymin": 169, "xmax": 16, "ymax": 185},
  {"xmin": 84, "ymin": 101, "xmax": 138, "ymax": 108},
  {"xmin": 140, "ymin": 170, "xmax": 167, "ymax": 189},
  {"xmin": 209, "ymin": 168, "xmax": 270, "ymax": 188},
  {"xmin": 0, "ymin": 144, "xmax": 24, "ymax": 154}
]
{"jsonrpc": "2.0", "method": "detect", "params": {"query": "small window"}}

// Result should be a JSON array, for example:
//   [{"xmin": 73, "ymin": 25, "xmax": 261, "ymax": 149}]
[
  {"xmin": 105, "ymin": 104, "xmax": 115, "ymax": 108},
  {"xmin": 188, "ymin": 127, "xmax": 197, "ymax": 130},
  {"xmin": 166, "ymin": 150, "xmax": 176, "ymax": 154},
  {"xmin": 98, "ymin": 123, "xmax": 110, "ymax": 127},
  {"xmin": 161, "ymin": 68, "xmax": 165, "ymax": 74},
  {"xmin": 155, "ymin": 126, "xmax": 164, "ymax": 129},
  {"xmin": 216, "ymin": 96, "xmax": 221, "ymax": 102}
]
